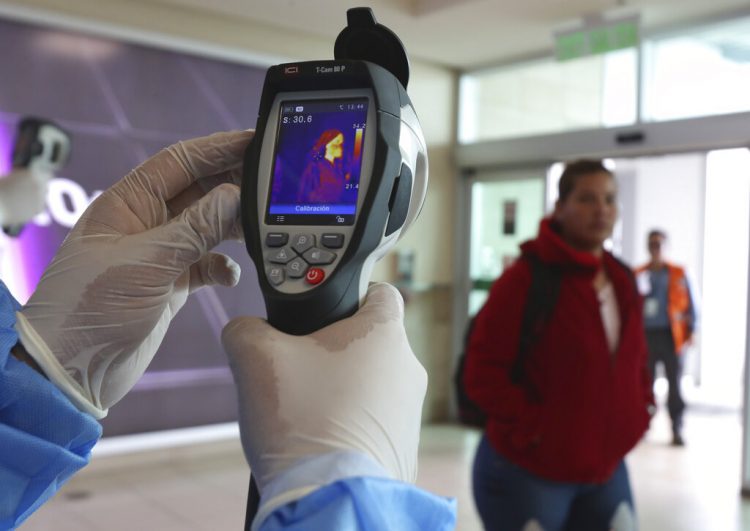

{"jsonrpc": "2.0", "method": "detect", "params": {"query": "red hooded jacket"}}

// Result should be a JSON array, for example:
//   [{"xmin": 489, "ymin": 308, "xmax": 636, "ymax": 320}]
[{"xmin": 464, "ymin": 218, "xmax": 653, "ymax": 483}]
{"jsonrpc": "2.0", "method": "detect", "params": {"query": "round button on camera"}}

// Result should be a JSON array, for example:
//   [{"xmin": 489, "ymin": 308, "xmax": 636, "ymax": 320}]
[{"xmin": 305, "ymin": 267, "xmax": 325, "ymax": 285}]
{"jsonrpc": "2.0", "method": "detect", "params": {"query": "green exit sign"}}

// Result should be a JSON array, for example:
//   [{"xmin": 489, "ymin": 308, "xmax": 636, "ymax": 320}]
[{"xmin": 556, "ymin": 15, "xmax": 639, "ymax": 61}]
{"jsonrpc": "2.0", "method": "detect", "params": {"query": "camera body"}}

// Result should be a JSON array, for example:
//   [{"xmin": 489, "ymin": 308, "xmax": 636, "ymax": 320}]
[{"xmin": 242, "ymin": 59, "xmax": 427, "ymax": 335}]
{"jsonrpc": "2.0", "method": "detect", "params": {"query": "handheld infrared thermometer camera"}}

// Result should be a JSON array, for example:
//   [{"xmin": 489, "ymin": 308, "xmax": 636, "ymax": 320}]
[
  {"xmin": 3, "ymin": 117, "xmax": 71, "ymax": 237},
  {"xmin": 240, "ymin": 7, "xmax": 427, "ymax": 528},
  {"xmin": 242, "ymin": 8, "xmax": 428, "ymax": 336}
]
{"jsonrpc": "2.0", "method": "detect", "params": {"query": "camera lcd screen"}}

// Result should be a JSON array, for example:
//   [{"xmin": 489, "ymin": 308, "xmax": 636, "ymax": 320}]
[{"xmin": 266, "ymin": 98, "xmax": 369, "ymax": 226}]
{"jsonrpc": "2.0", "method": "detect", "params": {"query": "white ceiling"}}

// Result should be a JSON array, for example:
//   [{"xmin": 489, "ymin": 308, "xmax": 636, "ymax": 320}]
[{"xmin": 146, "ymin": 0, "xmax": 750, "ymax": 69}]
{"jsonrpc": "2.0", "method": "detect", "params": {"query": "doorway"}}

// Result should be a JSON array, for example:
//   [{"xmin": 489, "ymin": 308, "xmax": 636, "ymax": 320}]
[
  {"xmin": 466, "ymin": 167, "xmax": 546, "ymax": 317},
  {"xmin": 456, "ymin": 116, "xmax": 750, "ymax": 515},
  {"xmin": 613, "ymin": 150, "xmax": 750, "ymax": 410}
]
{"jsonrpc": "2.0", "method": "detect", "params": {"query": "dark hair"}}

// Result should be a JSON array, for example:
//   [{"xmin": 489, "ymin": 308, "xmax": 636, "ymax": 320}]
[
  {"xmin": 558, "ymin": 159, "xmax": 613, "ymax": 202},
  {"xmin": 648, "ymin": 229, "xmax": 667, "ymax": 240}
]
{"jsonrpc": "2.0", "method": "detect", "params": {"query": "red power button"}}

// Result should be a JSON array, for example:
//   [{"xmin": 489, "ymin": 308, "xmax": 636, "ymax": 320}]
[{"xmin": 305, "ymin": 267, "xmax": 325, "ymax": 285}]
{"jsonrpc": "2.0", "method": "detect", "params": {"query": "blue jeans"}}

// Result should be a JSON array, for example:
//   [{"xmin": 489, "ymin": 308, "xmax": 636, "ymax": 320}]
[{"xmin": 472, "ymin": 435, "xmax": 636, "ymax": 531}]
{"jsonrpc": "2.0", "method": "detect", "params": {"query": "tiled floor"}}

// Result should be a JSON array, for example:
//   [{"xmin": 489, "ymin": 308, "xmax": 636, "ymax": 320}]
[{"xmin": 21, "ymin": 407, "xmax": 750, "ymax": 530}]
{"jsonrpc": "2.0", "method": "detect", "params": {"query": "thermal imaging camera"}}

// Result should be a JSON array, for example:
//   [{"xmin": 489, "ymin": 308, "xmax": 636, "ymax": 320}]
[
  {"xmin": 242, "ymin": 7, "xmax": 428, "ymax": 336},
  {"xmin": 241, "ymin": 7, "xmax": 428, "ymax": 528},
  {"xmin": 3, "ymin": 117, "xmax": 71, "ymax": 237}
]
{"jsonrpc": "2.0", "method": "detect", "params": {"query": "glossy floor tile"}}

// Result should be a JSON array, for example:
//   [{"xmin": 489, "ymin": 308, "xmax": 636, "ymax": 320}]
[{"xmin": 21, "ymin": 407, "xmax": 750, "ymax": 530}]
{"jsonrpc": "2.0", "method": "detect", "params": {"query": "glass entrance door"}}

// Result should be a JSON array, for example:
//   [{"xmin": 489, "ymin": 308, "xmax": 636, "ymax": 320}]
[{"xmin": 467, "ymin": 168, "xmax": 547, "ymax": 317}]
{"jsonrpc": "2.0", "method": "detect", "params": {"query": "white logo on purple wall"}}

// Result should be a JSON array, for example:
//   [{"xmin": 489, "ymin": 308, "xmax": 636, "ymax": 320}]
[{"xmin": 32, "ymin": 177, "xmax": 102, "ymax": 228}]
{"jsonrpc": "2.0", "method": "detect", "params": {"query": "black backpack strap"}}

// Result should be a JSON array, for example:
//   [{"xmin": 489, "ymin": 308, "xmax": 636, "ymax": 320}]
[
  {"xmin": 453, "ymin": 315, "xmax": 487, "ymax": 428},
  {"xmin": 510, "ymin": 256, "xmax": 562, "ymax": 399}
]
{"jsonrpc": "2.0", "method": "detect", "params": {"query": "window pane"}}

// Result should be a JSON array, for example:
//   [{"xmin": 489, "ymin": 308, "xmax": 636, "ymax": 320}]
[
  {"xmin": 643, "ymin": 17, "xmax": 750, "ymax": 121},
  {"xmin": 459, "ymin": 50, "xmax": 637, "ymax": 143}
]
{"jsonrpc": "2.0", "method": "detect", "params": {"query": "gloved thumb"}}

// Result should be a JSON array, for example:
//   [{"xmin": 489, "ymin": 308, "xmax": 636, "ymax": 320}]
[
  {"xmin": 222, "ymin": 284, "xmax": 407, "ymax": 382},
  {"xmin": 357, "ymin": 283, "xmax": 405, "ymax": 321},
  {"xmin": 221, "ymin": 317, "xmax": 280, "ymax": 368},
  {"xmin": 153, "ymin": 182, "xmax": 241, "ymax": 271}
]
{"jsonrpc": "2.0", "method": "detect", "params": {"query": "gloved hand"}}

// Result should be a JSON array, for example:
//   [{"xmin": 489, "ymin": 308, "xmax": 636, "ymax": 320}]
[
  {"xmin": 222, "ymin": 283, "xmax": 427, "ymax": 521},
  {"xmin": 0, "ymin": 167, "xmax": 52, "ymax": 226},
  {"xmin": 15, "ymin": 130, "xmax": 253, "ymax": 418}
]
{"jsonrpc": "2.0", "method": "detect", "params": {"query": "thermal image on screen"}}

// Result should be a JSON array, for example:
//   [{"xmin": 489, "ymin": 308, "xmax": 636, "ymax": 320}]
[{"xmin": 267, "ymin": 98, "xmax": 368, "ymax": 225}]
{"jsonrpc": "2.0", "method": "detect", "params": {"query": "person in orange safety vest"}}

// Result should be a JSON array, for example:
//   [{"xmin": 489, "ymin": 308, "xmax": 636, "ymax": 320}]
[{"xmin": 635, "ymin": 229, "xmax": 696, "ymax": 447}]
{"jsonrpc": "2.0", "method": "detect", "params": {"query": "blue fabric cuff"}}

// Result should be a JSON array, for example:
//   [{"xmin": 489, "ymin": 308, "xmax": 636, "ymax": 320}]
[
  {"xmin": 0, "ymin": 281, "xmax": 102, "ymax": 528},
  {"xmin": 260, "ymin": 473, "xmax": 457, "ymax": 531},
  {"xmin": 261, "ymin": 451, "xmax": 391, "ymax": 507},
  {"xmin": 257, "ymin": 452, "xmax": 457, "ymax": 531}
]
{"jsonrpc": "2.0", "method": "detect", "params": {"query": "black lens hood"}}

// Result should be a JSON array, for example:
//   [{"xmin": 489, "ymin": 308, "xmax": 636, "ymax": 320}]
[{"xmin": 334, "ymin": 7, "xmax": 410, "ymax": 89}]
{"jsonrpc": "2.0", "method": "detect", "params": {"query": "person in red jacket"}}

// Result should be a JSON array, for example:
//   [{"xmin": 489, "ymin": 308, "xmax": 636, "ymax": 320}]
[{"xmin": 464, "ymin": 159, "xmax": 653, "ymax": 531}]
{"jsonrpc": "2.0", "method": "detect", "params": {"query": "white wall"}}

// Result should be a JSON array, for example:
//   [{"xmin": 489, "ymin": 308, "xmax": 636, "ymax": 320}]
[
  {"xmin": 616, "ymin": 154, "xmax": 705, "ymax": 282},
  {"xmin": 0, "ymin": 0, "xmax": 328, "ymax": 65}
]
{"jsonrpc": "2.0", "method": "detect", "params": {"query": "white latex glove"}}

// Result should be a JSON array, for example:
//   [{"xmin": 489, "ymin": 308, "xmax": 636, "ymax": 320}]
[
  {"xmin": 222, "ymin": 283, "xmax": 427, "ymax": 522},
  {"xmin": 0, "ymin": 167, "xmax": 52, "ymax": 225},
  {"xmin": 15, "ymin": 130, "xmax": 253, "ymax": 418}
]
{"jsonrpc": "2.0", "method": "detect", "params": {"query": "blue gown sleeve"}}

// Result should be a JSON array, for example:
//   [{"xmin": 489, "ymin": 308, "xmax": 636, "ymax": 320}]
[
  {"xmin": 0, "ymin": 281, "xmax": 102, "ymax": 529},
  {"xmin": 257, "ymin": 453, "xmax": 457, "ymax": 531},
  {"xmin": 259, "ymin": 477, "xmax": 457, "ymax": 531}
]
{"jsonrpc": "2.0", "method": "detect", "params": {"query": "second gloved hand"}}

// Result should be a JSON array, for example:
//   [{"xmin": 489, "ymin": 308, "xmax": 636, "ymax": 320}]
[
  {"xmin": 222, "ymin": 283, "xmax": 427, "ymax": 516},
  {"xmin": 15, "ymin": 131, "xmax": 253, "ymax": 418}
]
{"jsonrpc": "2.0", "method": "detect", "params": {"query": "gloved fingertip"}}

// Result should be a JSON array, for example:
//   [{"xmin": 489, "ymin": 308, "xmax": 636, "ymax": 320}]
[
  {"xmin": 211, "ymin": 254, "xmax": 242, "ymax": 287},
  {"xmin": 226, "ymin": 260, "xmax": 242, "ymax": 287},
  {"xmin": 188, "ymin": 253, "xmax": 241, "ymax": 293},
  {"xmin": 209, "ymin": 129, "xmax": 255, "ymax": 153},
  {"xmin": 227, "ymin": 167, "xmax": 244, "ymax": 187},
  {"xmin": 213, "ymin": 181, "xmax": 242, "ymax": 199}
]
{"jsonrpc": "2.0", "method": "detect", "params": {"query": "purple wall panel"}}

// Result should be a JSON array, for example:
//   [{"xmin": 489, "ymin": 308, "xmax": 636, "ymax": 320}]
[{"xmin": 0, "ymin": 17, "xmax": 268, "ymax": 435}]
